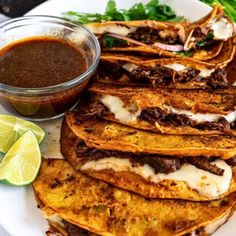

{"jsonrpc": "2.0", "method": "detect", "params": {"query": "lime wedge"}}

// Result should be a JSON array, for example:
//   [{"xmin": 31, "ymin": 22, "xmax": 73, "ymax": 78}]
[
  {"xmin": 0, "ymin": 131, "xmax": 41, "ymax": 186},
  {"xmin": 0, "ymin": 114, "xmax": 45, "ymax": 153}
]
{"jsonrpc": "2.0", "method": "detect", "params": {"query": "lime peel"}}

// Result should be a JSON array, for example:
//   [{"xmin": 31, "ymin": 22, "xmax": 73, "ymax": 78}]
[
  {"xmin": 0, "ymin": 114, "xmax": 45, "ymax": 153},
  {"xmin": 0, "ymin": 130, "xmax": 41, "ymax": 186}
]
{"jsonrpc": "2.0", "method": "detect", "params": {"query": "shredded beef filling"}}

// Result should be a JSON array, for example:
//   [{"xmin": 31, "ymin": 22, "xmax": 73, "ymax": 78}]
[
  {"xmin": 192, "ymin": 27, "xmax": 209, "ymax": 41},
  {"xmin": 97, "ymin": 60, "xmax": 126, "ymax": 81},
  {"xmin": 189, "ymin": 26, "xmax": 214, "ymax": 49},
  {"xmin": 74, "ymin": 101, "xmax": 106, "ymax": 124},
  {"xmin": 63, "ymin": 220, "xmax": 90, "ymax": 236},
  {"xmin": 98, "ymin": 60, "xmax": 228, "ymax": 89},
  {"xmin": 75, "ymin": 140, "xmax": 229, "ymax": 176},
  {"xmin": 75, "ymin": 140, "xmax": 181, "ymax": 174},
  {"xmin": 188, "ymin": 157, "xmax": 224, "ymax": 176},
  {"xmin": 130, "ymin": 66, "xmax": 228, "ymax": 88},
  {"xmin": 204, "ymin": 69, "xmax": 228, "ymax": 89},
  {"xmin": 131, "ymin": 65, "xmax": 177, "ymax": 86},
  {"xmin": 127, "ymin": 27, "xmax": 182, "ymax": 45},
  {"xmin": 139, "ymin": 107, "xmax": 193, "ymax": 126},
  {"xmin": 226, "ymin": 157, "xmax": 236, "ymax": 167},
  {"xmin": 75, "ymin": 142, "xmax": 183, "ymax": 174},
  {"xmin": 139, "ymin": 107, "xmax": 232, "ymax": 132},
  {"xmin": 230, "ymin": 120, "xmax": 236, "ymax": 129},
  {"xmin": 76, "ymin": 100, "xmax": 234, "ymax": 133}
]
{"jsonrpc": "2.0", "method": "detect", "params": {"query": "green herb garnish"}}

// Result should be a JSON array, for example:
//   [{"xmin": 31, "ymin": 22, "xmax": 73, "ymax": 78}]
[
  {"xmin": 64, "ymin": 0, "xmax": 235, "ymax": 25},
  {"xmin": 103, "ymin": 36, "xmax": 127, "ymax": 48},
  {"xmin": 196, "ymin": 32, "xmax": 214, "ymax": 47},
  {"xmin": 64, "ymin": 0, "xmax": 183, "ymax": 24},
  {"xmin": 174, "ymin": 51, "xmax": 192, "ymax": 57},
  {"xmin": 200, "ymin": 0, "xmax": 236, "ymax": 22}
]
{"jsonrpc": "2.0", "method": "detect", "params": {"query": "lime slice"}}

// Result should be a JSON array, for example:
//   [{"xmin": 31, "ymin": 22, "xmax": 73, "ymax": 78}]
[
  {"xmin": 0, "ymin": 131, "xmax": 41, "ymax": 186},
  {"xmin": 0, "ymin": 114, "xmax": 45, "ymax": 153}
]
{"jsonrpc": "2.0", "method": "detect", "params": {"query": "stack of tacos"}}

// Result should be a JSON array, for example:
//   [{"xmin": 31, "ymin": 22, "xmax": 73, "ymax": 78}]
[
  {"xmin": 33, "ymin": 5, "xmax": 236, "ymax": 236},
  {"xmin": 87, "ymin": 5, "xmax": 234, "ymax": 63}
]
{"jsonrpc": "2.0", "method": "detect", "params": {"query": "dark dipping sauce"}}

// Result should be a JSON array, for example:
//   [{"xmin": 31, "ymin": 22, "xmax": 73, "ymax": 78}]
[
  {"xmin": 0, "ymin": 36, "xmax": 92, "ymax": 120},
  {"xmin": 0, "ymin": 37, "xmax": 87, "ymax": 88}
]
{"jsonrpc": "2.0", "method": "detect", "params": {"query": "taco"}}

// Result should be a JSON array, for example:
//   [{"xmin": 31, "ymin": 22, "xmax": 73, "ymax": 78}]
[
  {"xmin": 63, "ymin": 112, "xmax": 236, "ymax": 200},
  {"xmin": 96, "ymin": 54, "xmax": 234, "ymax": 89},
  {"xmin": 65, "ymin": 112, "xmax": 236, "ymax": 159},
  {"xmin": 86, "ymin": 83, "xmax": 236, "ymax": 135},
  {"xmin": 86, "ymin": 5, "xmax": 234, "ymax": 62},
  {"xmin": 33, "ymin": 159, "xmax": 236, "ymax": 236}
]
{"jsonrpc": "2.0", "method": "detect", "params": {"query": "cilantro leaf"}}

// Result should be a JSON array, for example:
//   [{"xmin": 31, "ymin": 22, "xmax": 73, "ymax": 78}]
[
  {"xmin": 103, "ymin": 36, "xmax": 127, "ymax": 48},
  {"xmin": 196, "ymin": 32, "xmax": 214, "ymax": 47},
  {"xmin": 174, "ymin": 51, "xmax": 192, "ymax": 57},
  {"xmin": 64, "ymin": 0, "xmax": 183, "ymax": 24}
]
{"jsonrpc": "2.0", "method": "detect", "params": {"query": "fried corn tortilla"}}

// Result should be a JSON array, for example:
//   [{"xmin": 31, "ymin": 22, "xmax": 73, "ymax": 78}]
[
  {"xmin": 102, "ymin": 41, "xmax": 224, "ymax": 62},
  {"xmin": 33, "ymin": 159, "xmax": 236, "ymax": 236},
  {"xmin": 65, "ymin": 112, "xmax": 236, "ymax": 159},
  {"xmin": 203, "ymin": 37, "xmax": 236, "ymax": 67},
  {"xmin": 37, "ymin": 200, "xmax": 96, "ymax": 236},
  {"xmin": 226, "ymin": 53, "xmax": 236, "ymax": 86},
  {"xmin": 97, "ymin": 54, "xmax": 234, "ymax": 89},
  {"xmin": 60, "ymin": 121, "xmax": 236, "ymax": 200},
  {"xmin": 35, "ymin": 175, "xmax": 97, "ymax": 236},
  {"xmin": 87, "ymin": 83, "xmax": 236, "ymax": 136},
  {"xmin": 46, "ymin": 221, "xmax": 97, "ymax": 236},
  {"xmin": 86, "ymin": 5, "xmax": 234, "ymax": 62}
]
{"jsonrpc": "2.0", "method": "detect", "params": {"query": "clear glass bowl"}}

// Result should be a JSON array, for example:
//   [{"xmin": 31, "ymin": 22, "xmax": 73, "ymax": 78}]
[{"xmin": 0, "ymin": 16, "xmax": 100, "ymax": 121}]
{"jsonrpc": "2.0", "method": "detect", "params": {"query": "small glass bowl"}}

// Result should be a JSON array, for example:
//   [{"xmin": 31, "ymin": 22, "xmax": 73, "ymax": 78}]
[{"xmin": 0, "ymin": 16, "xmax": 100, "ymax": 121}]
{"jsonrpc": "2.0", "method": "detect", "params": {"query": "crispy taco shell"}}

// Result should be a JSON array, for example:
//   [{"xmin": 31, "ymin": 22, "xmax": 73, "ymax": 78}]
[
  {"xmin": 203, "ymin": 37, "xmax": 236, "ymax": 67},
  {"xmin": 101, "ymin": 41, "xmax": 224, "ymax": 62},
  {"xmin": 226, "ymin": 53, "xmax": 236, "ymax": 86},
  {"xmin": 33, "ymin": 159, "xmax": 236, "ymax": 236},
  {"xmin": 46, "ymin": 221, "xmax": 97, "ymax": 236},
  {"xmin": 88, "ymin": 83, "xmax": 236, "ymax": 136},
  {"xmin": 65, "ymin": 112, "xmax": 236, "ymax": 159},
  {"xmin": 97, "ymin": 55, "xmax": 233, "ymax": 89},
  {"xmin": 61, "ymin": 121, "xmax": 236, "ymax": 201},
  {"xmin": 87, "ymin": 6, "xmax": 233, "ymax": 62},
  {"xmin": 194, "ymin": 5, "xmax": 225, "ymax": 25}
]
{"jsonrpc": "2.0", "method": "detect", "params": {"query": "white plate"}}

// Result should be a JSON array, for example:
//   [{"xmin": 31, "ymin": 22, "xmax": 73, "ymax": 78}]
[{"xmin": 0, "ymin": 1, "xmax": 235, "ymax": 236}]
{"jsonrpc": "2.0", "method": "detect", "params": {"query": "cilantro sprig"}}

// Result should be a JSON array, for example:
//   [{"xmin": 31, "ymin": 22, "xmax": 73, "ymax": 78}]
[
  {"xmin": 196, "ymin": 32, "xmax": 214, "ymax": 47},
  {"xmin": 64, "ymin": 0, "xmax": 183, "ymax": 24}
]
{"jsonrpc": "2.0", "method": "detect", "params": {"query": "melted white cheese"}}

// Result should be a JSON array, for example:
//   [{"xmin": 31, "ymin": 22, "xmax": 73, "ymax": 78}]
[
  {"xmin": 163, "ymin": 64, "xmax": 216, "ymax": 78},
  {"xmin": 122, "ymin": 62, "xmax": 215, "ymax": 78},
  {"xmin": 232, "ymin": 81, "xmax": 236, "ymax": 86},
  {"xmin": 189, "ymin": 231, "xmax": 197, "ymax": 236},
  {"xmin": 81, "ymin": 158, "xmax": 232, "ymax": 198},
  {"xmin": 101, "ymin": 95, "xmax": 141, "ymax": 123},
  {"xmin": 87, "ymin": 24, "xmax": 136, "ymax": 35},
  {"xmin": 210, "ymin": 17, "xmax": 233, "ymax": 40},
  {"xmin": 46, "ymin": 214, "xmax": 64, "ymax": 227},
  {"xmin": 205, "ymin": 211, "xmax": 230, "ymax": 234},
  {"xmin": 199, "ymin": 68, "xmax": 215, "ymax": 78},
  {"xmin": 101, "ymin": 94, "xmax": 236, "ymax": 124},
  {"xmin": 164, "ymin": 64, "xmax": 215, "ymax": 78},
  {"xmin": 122, "ymin": 63, "xmax": 138, "ymax": 72},
  {"xmin": 164, "ymin": 63, "xmax": 186, "ymax": 71},
  {"xmin": 189, "ymin": 211, "xmax": 230, "ymax": 236},
  {"xmin": 165, "ymin": 105, "xmax": 236, "ymax": 123}
]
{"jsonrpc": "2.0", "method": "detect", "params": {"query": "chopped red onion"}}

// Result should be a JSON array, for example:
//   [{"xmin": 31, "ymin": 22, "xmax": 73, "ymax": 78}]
[{"xmin": 152, "ymin": 42, "xmax": 184, "ymax": 51}]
